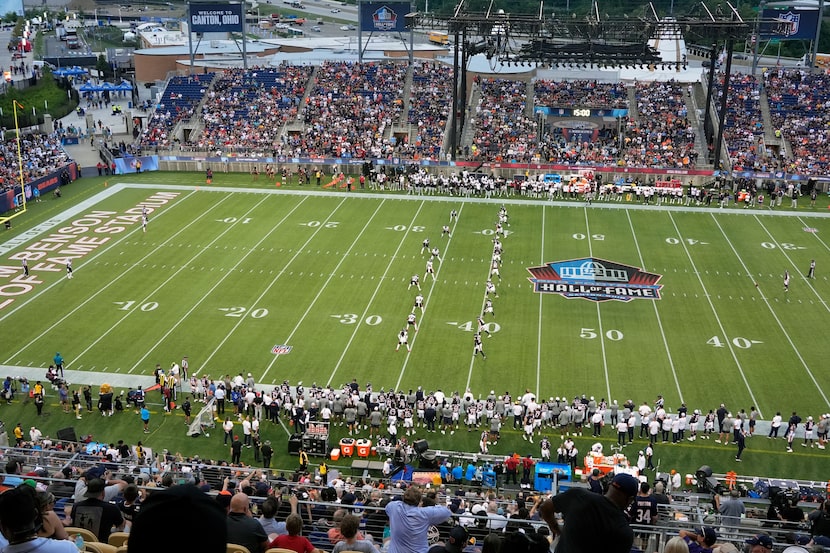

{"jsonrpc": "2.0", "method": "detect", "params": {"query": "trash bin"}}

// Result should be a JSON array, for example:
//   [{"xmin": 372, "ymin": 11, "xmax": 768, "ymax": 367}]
[{"xmin": 128, "ymin": 102, "xmax": 132, "ymax": 109}]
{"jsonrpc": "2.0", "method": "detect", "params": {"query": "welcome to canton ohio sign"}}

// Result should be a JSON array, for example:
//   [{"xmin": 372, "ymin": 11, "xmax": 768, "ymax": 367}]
[{"xmin": 527, "ymin": 258, "xmax": 663, "ymax": 302}]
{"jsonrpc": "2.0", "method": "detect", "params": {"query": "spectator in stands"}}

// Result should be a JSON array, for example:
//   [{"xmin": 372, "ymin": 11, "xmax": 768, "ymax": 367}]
[
  {"xmin": 35, "ymin": 490, "xmax": 68, "ymax": 540},
  {"xmin": 227, "ymin": 492, "xmax": 268, "ymax": 553},
  {"xmin": 128, "ymin": 484, "xmax": 227, "ymax": 553},
  {"xmin": 70, "ymin": 477, "xmax": 125, "ymax": 542},
  {"xmin": 386, "ymin": 486, "xmax": 452, "ymax": 553},
  {"xmin": 716, "ymin": 489, "xmax": 745, "ymax": 539},
  {"xmin": 0, "ymin": 485, "xmax": 77, "ymax": 553},
  {"xmin": 269, "ymin": 513, "xmax": 322, "ymax": 553},
  {"xmin": 745, "ymin": 534, "xmax": 774, "ymax": 553},
  {"xmin": 539, "ymin": 472, "xmax": 638, "ymax": 552},
  {"xmin": 679, "ymin": 526, "xmax": 718, "ymax": 553},
  {"xmin": 332, "ymin": 514, "xmax": 379, "ymax": 553},
  {"xmin": 664, "ymin": 536, "xmax": 691, "ymax": 553}
]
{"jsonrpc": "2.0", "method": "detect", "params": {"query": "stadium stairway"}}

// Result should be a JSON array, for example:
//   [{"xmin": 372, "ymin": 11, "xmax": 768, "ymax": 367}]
[
  {"xmin": 685, "ymin": 83, "xmax": 710, "ymax": 167},
  {"xmin": 285, "ymin": 65, "xmax": 320, "ymax": 133},
  {"xmin": 627, "ymin": 86, "xmax": 640, "ymax": 123},
  {"xmin": 456, "ymin": 79, "xmax": 482, "ymax": 157}
]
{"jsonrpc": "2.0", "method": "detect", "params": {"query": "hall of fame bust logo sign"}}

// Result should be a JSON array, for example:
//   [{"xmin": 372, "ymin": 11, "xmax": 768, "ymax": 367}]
[{"xmin": 527, "ymin": 258, "xmax": 663, "ymax": 302}]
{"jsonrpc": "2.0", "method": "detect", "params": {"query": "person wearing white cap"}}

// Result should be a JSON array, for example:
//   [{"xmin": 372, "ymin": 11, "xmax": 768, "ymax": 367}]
[{"xmin": 803, "ymin": 416, "xmax": 815, "ymax": 448}]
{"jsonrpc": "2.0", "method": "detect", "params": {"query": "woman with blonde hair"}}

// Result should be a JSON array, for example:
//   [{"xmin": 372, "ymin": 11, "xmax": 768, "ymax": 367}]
[
  {"xmin": 664, "ymin": 536, "xmax": 690, "ymax": 553},
  {"xmin": 36, "ymin": 490, "xmax": 69, "ymax": 541}
]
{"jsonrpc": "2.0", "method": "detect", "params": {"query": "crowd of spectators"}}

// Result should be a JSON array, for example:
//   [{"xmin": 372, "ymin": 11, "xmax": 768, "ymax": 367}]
[
  {"xmin": 398, "ymin": 62, "xmax": 453, "ymax": 161},
  {"xmin": 469, "ymin": 78, "xmax": 538, "ymax": 162},
  {"xmin": 0, "ymin": 133, "xmax": 71, "ymax": 192},
  {"xmin": 189, "ymin": 65, "xmax": 314, "ymax": 154},
  {"xmin": 533, "ymin": 79, "xmax": 628, "ymax": 109},
  {"xmin": 620, "ymin": 81, "xmax": 699, "ymax": 168},
  {"xmin": 290, "ymin": 61, "xmax": 408, "ymax": 159},
  {"xmin": 713, "ymin": 73, "xmax": 765, "ymax": 171},
  {"xmin": 764, "ymin": 68, "xmax": 830, "ymax": 176}
]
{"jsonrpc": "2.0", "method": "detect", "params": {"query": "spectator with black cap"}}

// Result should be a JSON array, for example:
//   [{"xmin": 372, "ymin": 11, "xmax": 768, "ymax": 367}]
[
  {"xmin": 128, "ymin": 484, "xmax": 227, "ymax": 553},
  {"xmin": 539, "ymin": 472, "xmax": 638, "ymax": 552},
  {"xmin": 746, "ymin": 533, "xmax": 774, "ymax": 553},
  {"xmin": 70, "ymin": 477, "xmax": 125, "ymax": 543},
  {"xmin": 0, "ymin": 485, "xmax": 77, "ymax": 553},
  {"xmin": 428, "ymin": 525, "xmax": 471, "ymax": 553},
  {"xmin": 679, "ymin": 526, "xmax": 718, "ymax": 553}
]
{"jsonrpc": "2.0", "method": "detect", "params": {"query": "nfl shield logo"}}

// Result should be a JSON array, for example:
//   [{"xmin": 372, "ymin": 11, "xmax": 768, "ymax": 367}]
[
  {"xmin": 271, "ymin": 344, "xmax": 292, "ymax": 355},
  {"xmin": 779, "ymin": 11, "xmax": 800, "ymax": 37}
]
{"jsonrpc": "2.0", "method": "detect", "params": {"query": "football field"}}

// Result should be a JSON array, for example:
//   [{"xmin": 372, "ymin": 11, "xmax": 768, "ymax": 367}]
[{"xmin": 2, "ymin": 181, "xmax": 829, "ymax": 421}]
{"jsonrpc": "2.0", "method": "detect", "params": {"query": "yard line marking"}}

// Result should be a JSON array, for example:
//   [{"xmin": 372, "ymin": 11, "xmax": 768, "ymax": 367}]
[
  {"xmin": 130, "ymin": 196, "xmax": 310, "ymax": 373},
  {"xmin": 536, "ymin": 206, "xmax": 546, "ymax": 399},
  {"xmin": 260, "ymin": 199, "xmax": 384, "ymax": 381},
  {"xmin": 668, "ymin": 212, "xmax": 762, "ymax": 415},
  {"xmin": 625, "ymin": 211, "xmax": 684, "ymax": 404},
  {"xmin": 327, "ymin": 201, "xmax": 427, "ymax": 388},
  {"xmin": 715, "ymin": 215, "xmax": 829, "ymax": 409},
  {"xmin": 464, "ymin": 205, "xmax": 499, "ymax": 392},
  {"xmin": 584, "ymin": 208, "xmax": 611, "ymax": 402},
  {"xmin": 73, "ymin": 195, "xmax": 272, "ymax": 369},
  {"xmin": 402, "ymin": 205, "xmax": 465, "ymax": 391},
  {"xmin": 0, "ymin": 187, "xmax": 200, "ymax": 325},
  {"xmin": 3, "ymin": 189, "xmax": 220, "ymax": 363}
]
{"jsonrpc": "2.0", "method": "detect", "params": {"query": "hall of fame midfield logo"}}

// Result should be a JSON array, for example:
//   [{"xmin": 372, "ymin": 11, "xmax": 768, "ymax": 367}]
[{"xmin": 527, "ymin": 258, "xmax": 663, "ymax": 302}]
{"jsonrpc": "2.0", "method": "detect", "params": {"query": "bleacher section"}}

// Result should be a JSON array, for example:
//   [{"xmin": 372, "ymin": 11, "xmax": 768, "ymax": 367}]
[
  {"xmin": 190, "ymin": 65, "xmax": 314, "ymax": 153},
  {"xmin": 139, "ymin": 73, "xmax": 214, "ymax": 148},
  {"xmin": 714, "ymin": 73, "xmax": 764, "ymax": 171},
  {"xmin": 765, "ymin": 68, "xmax": 830, "ymax": 175},
  {"xmin": 624, "ymin": 81, "xmax": 698, "ymax": 168},
  {"xmin": 292, "ymin": 61, "xmax": 408, "ymax": 158},
  {"xmin": 133, "ymin": 64, "xmax": 830, "ymax": 179},
  {"xmin": 399, "ymin": 61, "xmax": 453, "ymax": 161}
]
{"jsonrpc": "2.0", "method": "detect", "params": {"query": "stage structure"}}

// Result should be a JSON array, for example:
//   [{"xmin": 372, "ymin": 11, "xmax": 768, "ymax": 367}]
[{"xmin": 405, "ymin": 0, "xmax": 791, "ymax": 169}]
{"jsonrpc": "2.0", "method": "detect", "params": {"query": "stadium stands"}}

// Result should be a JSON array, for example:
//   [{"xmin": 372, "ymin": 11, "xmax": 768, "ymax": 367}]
[{"xmin": 139, "ymin": 73, "xmax": 215, "ymax": 149}]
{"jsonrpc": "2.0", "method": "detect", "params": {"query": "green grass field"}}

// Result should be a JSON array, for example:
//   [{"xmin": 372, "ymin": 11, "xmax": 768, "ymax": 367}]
[{"xmin": 2, "ymin": 173, "xmax": 829, "ymax": 482}]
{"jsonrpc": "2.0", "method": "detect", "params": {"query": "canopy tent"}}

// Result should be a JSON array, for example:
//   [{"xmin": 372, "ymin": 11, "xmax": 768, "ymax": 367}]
[{"xmin": 52, "ymin": 66, "xmax": 88, "ymax": 77}]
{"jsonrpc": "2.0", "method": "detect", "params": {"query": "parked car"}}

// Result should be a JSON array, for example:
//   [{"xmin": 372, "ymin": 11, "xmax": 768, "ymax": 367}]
[
  {"xmin": 311, "ymin": 25, "xmax": 321, "ymax": 32},
  {"xmin": 330, "ymin": 8, "xmax": 340, "ymax": 12}
]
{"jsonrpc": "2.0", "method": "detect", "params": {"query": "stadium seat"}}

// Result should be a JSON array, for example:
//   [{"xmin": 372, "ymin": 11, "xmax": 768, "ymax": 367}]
[
  {"xmin": 108, "ymin": 532, "xmax": 129, "ymax": 547},
  {"xmin": 65, "ymin": 527, "xmax": 98, "ymax": 543},
  {"xmin": 227, "ymin": 544, "xmax": 252, "ymax": 553}
]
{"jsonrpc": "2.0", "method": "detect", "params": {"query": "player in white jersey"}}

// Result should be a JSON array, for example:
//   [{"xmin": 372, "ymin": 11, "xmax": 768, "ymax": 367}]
[
  {"xmin": 477, "ymin": 316, "xmax": 491, "ymax": 338},
  {"xmin": 495, "ymin": 222, "xmax": 505, "ymax": 238},
  {"xmin": 66, "ymin": 259, "xmax": 73, "ymax": 279},
  {"xmin": 441, "ymin": 225, "xmax": 451, "ymax": 237},
  {"xmin": 409, "ymin": 274, "xmax": 421, "ymax": 291},
  {"xmin": 142, "ymin": 214, "xmax": 148, "ymax": 233},
  {"xmin": 396, "ymin": 329, "xmax": 410, "ymax": 352},
  {"xmin": 421, "ymin": 238, "xmax": 430, "ymax": 254},
  {"xmin": 426, "ymin": 259, "xmax": 436, "ymax": 280},
  {"xmin": 414, "ymin": 293, "xmax": 425, "ymax": 313},
  {"xmin": 430, "ymin": 247, "xmax": 441, "ymax": 262},
  {"xmin": 486, "ymin": 280, "xmax": 498, "ymax": 298},
  {"xmin": 407, "ymin": 312, "xmax": 419, "ymax": 332},
  {"xmin": 450, "ymin": 209, "xmax": 458, "ymax": 222},
  {"xmin": 483, "ymin": 299, "xmax": 494, "ymax": 318},
  {"xmin": 490, "ymin": 259, "xmax": 500, "ymax": 280},
  {"xmin": 492, "ymin": 250, "xmax": 502, "ymax": 266}
]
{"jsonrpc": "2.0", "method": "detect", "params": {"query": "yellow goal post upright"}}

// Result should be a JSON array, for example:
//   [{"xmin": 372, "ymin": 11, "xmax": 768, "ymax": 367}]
[{"xmin": 0, "ymin": 99, "xmax": 29, "ymax": 226}]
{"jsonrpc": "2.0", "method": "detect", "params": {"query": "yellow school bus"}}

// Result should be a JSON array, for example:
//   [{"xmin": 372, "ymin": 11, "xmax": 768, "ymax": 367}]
[{"xmin": 428, "ymin": 31, "xmax": 449, "ymax": 45}]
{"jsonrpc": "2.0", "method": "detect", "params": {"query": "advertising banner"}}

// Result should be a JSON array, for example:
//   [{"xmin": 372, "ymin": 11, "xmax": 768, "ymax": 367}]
[
  {"xmin": 359, "ymin": 1, "xmax": 410, "ymax": 33},
  {"xmin": 189, "ymin": 3, "xmax": 244, "ymax": 33},
  {"xmin": 760, "ymin": 8, "xmax": 819, "ymax": 40}
]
